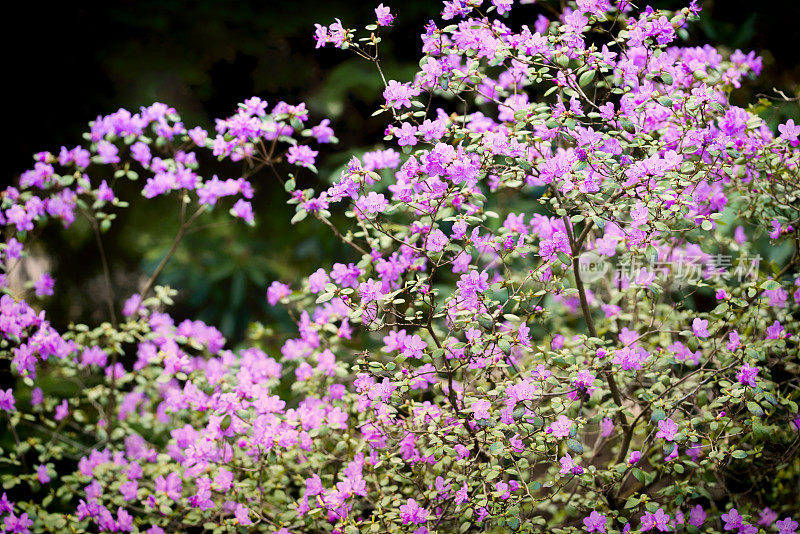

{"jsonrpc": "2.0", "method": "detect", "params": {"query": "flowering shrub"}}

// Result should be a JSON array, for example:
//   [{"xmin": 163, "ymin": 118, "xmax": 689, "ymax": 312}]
[{"xmin": 2, "ymin": 1, "xmax": 800, "ymax": 533}]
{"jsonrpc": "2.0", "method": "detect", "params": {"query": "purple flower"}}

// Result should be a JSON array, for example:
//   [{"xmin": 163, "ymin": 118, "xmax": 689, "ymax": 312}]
[
  {"xmin": 234, "ymin": 504, "xmax": 253, "ymax": 526},
  {"xmin": 692, "ymin": 317, "xmax": 709, "ymax": 338},
  {"xmin": 454, "ymin": 483, "xmax": 469, "ymax": 504},
  {"xmin": 313, "ymin": 23, "xmax": 328, "ymax": 48},
  {"xmin": 358, "ymin": 278, "xmax": 385, "ymax": 304},
  {"xmin": 548, "ymin": 415, "xmax": 573, "ymax": 438},
  {"xmin": 777, "ymin": 517, "xmax": 799, "ymax": 534},
  {"xmin": 308, "ymin": 268, "xmax": 330, "ymax": 294},
  {"xmin": 115, "ymin": 507, "xmax": 133, "ymax": 532},
  {"xmin": 727, "ymin": 330, "xmax": 741, "ymax": 351},
  {"xmin": 231, "ymin": 199, "xmax": 254, "ymax": 224},
  {"xmin": 356, "ymin": 192, "xmax": 389, "ymax": 215},
  {"xmin": 0, "ymin": 389, "xmax": 15, "ymax": 412},
  {"xmin": 688, "ymin": 504, "xmax": 706, "ymax": 527},
  {"xmin": 627, "ymin": 451, "xmax": 641, "ymax": 465},
  {"xmin": 96, "ymin": 140, "xmax": 120, "ymax": 164},
  {"xmin": 33, "ymin": 272, "xmax": 55, "ymax": 297},
  {"xmin": 154, "ymin": 472, "xmax": 182, "ymax": 501},
  {"xmin": 778, "ymin": 119, "xmax": 800, "ymax": 142},
  {"xmin": 584, "ymin": 511, "xmax": 607, "ymax": 533},
  {"xmin": 267, "ymin": 281, "xmax": 291, "ymax": 305},
  {"xmin": 399, "ymin": 498, "xmax": 429, "ymax": 525},
  {"xmin": 470, "ymin": 399, "xmax": 491, "ymax": 420},
  {"xmin": 383, "ymin": 80, "xmax": 420, "ymax": 109},
  {"xmin": 363, "ymin": 148, "xmax": 399, "ymax": 171},
  {"xmin": 736, "ymin": 363, "xmax": 759, "ymax": 387},
  {"xmin": 311, "ymin": 119, "xmax": 335, "ymax": 143},
  {"xmin": 721, "ymin": 508, "xmax": 743, "ymax": 531},
  {"xmin": 600, "ymin": 417, "xmax": 615, "ymax": 437},
  {"xmin": 656, "ymin": 418, "xmax": 678, "ymax": 441},
  {"xmin": 559, "ymin": 453, "xmax": 583, "ymax": 475},
  {"xmin": 54, "ymin": 399, "xmax": 69, "ymax": 421},
  {"xmin": 4, "ymin": 512, "xmax": 33, "ymax": 533},
  {"xmin": 36, "ymin": 464, "xmax": 50, "ymax": 484},
  {"xmin": 120, "ymin": 480, "xmax": 138, "ymax": 501},
  {"xmin": 375, "ymin": 3, "xmax": 395, "ymax": 26},
  {"xmin": 426, "ymin": 229, "xmax": 449, "ymax": 252},
  {"xmin": 640, "ymin": 508, "xmax": 670, "ymax": 532},
  {"xmin": 766, "ymin": 320, "xmax": 785, "ymax": 340},
  {"xmin": 287, "ymin": 145, "xmax": 318, "ymax": 168},
  {"xmin": 3, "ymin": 238, "xmax": 23, "ymax": 260},
  {"xmin": 396, "ymin": 122, "xmax": 418, "ymax": 146},
  {"xmin": 758, "ymin": 508, "xmax": 778, "ymax": 527}
]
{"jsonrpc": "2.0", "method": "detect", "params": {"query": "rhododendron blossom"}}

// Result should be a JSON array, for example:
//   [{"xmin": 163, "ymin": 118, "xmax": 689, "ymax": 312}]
[{"xmin": 1, "ymin": 1, "xmax": 798, "ymax": 533}]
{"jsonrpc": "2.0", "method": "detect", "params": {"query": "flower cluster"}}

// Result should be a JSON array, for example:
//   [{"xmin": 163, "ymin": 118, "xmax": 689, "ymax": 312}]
[{"xmin": 1, "ymin": 1, "xmax": 799, "ymax": 533}]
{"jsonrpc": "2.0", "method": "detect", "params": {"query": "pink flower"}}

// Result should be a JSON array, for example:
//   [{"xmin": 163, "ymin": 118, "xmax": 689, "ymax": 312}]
[
  {"xmin": 736, "ymin": 363, "xmax": 759, "ymax": 387},
  {"xmin": 641, "ymin": 508, "xmax": 670, "ymax": 532},
  {"xmin": 154, "ymin": 472, "xmax": 182, "ymax": 501},
  {"xmin": 33, "ymin": 272, "xmax": 55, "ymax": 297},
  {"xmin": 54, "ymin": 399, "xmax": 69, "ymax": 421},
  {"xmin": 267, "ymin": 281, "xmax": 291, "ymax": 305},
  {"xmin": 600, "ymin": 417, "xmax": 614, "ymax": 437},
  {"xmin": 721, "ymin": 508, "xmax": 743, "ymax": 531},
  {"xmin": 375, "ymin": 3, "xmax": 395, "ymax": 26},
  {"xmin": 727, "ymin": 330, "xmax": 740, "ymax": 351},
  {"xmin": 692, "ymin": 318, "xmax": 709, "ymax": 338},
  {"xmin": 776, "ymin": 517, "xmax": 799, "ymax": 534},
  {"xmin": 778, "ymin": 119, "xmax": 800, "ymax": 142},
  {"xmin": 286, "ymin": 145, "xmax": 318, "ymax": 168},
  {"xmin": 0, "ymin": 389, "xmax": 15, "ymax": 412},
  {"xmin": 470, "ymin": 399, "xmax": 491, "ymax": 420},
  {"xmin": 234, "ymin": 504, "xmax": 253, "ymax": 526},
  {"xmin": 548, "ymin": 415, "xmax": 573, "ymax": 438},
  {"xmin": 120, "ymin": 480, "xmax": 138, "ymax": 501},
  {"xmin": 656, "ymin": 418, "xmax": 678, "ymax": 441},
  {"xmin": 36, "ymin": 465, "xmax": 50, "ymax": 484},
  {"xmin": 426, "ymin": 229, "xmax": 449, "ymax": 252},
  {"xmin": 559, "ymin": 453, "xmax": 583, "ymax": 475},
  {"xmin": 766, "ymin": 320, "xmax": 785, "ymax": 340},
  {"xmin": 584, "ymin": 511, "xmax": 607, "ymax": 533},
  {"xmin": 688, "ymin": 504, "xmax": 706, "ymax": 527},
  {"xmin": 399, "ymin": 498, "xmax": 429, "ymax": 525},
  {"xmin": 759, "ymin": 508, "xmax": 778, "ymax": 526},
  {"xmin": 231, "ymin": 199, "xmax": 254, "ymax": 224}
]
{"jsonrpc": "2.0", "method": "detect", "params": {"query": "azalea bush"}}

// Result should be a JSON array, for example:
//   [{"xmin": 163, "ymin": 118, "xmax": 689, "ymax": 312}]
[{"xmin": 2, "ymin": 1, "xmax": 800, "ymax": 533}]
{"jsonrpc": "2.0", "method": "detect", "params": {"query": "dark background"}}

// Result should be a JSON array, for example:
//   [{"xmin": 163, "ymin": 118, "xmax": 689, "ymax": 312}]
[{"xmin": 5, "ymin": 0, "xmax": 800, "ymax": 343}]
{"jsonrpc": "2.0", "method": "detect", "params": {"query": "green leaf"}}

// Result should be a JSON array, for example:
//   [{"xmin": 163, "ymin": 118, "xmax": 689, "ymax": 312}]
[
  {"xmin": 291, "ymin": 210, "xmax": 307, "ymax": 224},
  {"xmin": 220, "ymin": 414, "xmax": 232, "ymax": 431},
  {"xmin": 760, "ymin": 280, "xmax": 780, "ymax": 291},
  {"xmin": 498, "ymin": 338, "xmax": 512, "ymax": 355},
  {"xmin": 747, "ymin": 401, "xmax": 764, "ymax": 417},
  {"xmin": 566, "ymin": 439, "xmax": 583, "ymax": 454},
  {"xmin": 620, "ymin": 117, "xmax": 636, "ymax": 134},
  {"xmin": 650, "ymin": 409, "xmax": 666, "ymax": 422}
]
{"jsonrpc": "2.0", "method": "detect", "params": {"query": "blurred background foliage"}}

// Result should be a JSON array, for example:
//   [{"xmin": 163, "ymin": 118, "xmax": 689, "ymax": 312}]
[{"xmin": 6, "ymin": 0, "xmax": 799, "ymax": 345}]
